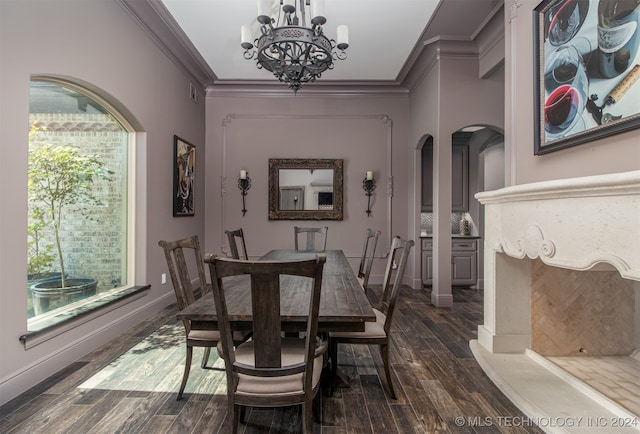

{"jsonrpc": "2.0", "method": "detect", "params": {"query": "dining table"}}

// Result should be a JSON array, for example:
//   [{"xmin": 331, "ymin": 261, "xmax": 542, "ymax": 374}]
[{"xmin": 177, "ymin": 249, "xmax": 377, "ymax": 334}]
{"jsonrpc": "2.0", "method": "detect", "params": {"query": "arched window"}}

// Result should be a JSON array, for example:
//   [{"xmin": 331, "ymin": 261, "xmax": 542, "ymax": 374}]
[{"xmin": 27, "ymin": 78, "xmax": 133, "ymax": 320}]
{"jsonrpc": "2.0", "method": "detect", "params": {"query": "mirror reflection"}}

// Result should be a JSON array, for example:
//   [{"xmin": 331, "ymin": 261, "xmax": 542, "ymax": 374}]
[
  {"xmin": 269, "ymin": 158, "xmax": 343, "ymax": 220},
  {"xmin": 279, "ymin": 169, "xmax": 334, "ymax": 211}
]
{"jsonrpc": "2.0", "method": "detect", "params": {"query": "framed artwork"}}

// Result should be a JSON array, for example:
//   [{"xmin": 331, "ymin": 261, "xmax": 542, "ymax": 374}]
[
  {"xmin": 534, "ymin": 0, "xmax": 640, "ymax": 154},
  {"xmin": 173, "ymin": 135, "xmax": 195, "ymax": 216}
]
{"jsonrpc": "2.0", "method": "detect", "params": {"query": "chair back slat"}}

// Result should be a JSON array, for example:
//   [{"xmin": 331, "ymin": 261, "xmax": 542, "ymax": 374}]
[
  {"xmin": 379, "ymin": 237, "xmax": 414, "ymax": 333},
  {"xmin": 158, "ymin": 235, "xmax": 208, "ymax": 310},
  {"xmin": 294, "ymin": 226, "xmax": 328, "ymax": 252},
  {"xmin": 357, "ymin": 229, "xmax": 381, "ymax": 290},
  {"xmin": 250, "ymin": 272, "xmax": 283, "ymax": 368},
  {"xmin": 225, "ymin": 228, "xmax": 248, "ymax": 260}
]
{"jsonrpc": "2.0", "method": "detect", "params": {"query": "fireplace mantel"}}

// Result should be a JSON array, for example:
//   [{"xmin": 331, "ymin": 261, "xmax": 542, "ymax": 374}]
[
  {"xmin": 471, "ymin": 170, "xmax": 640, "ymax": 432},
  {"xmin": 477, "ymin": 170, "xmax": 640, "ymax": 282}
]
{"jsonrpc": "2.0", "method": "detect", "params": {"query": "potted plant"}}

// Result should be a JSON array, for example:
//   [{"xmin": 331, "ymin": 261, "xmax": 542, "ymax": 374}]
[
  {"xmin": 27, "ymin": 206, "xmax": 58, "ymax": 317},
  {"xmin": 28, "ymin": 131, "xmax": 113, "ymax": 315}
]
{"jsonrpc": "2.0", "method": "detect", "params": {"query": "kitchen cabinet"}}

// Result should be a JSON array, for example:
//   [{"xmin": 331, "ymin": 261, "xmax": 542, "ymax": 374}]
[
  {"xmin": 451, "ymin": 143, "xmax": 469, "ymax": 212},
  {"xmin": 421, "ymin": 133, "xmax": 470, "ymax": 212},
  {"xmin": 451, "ymin": 239, "xmax": 477, "ymax": 286},
  {"xmin": 421, "ymin": 238, "xmax": 477, "ymax": 286},
  {"xmin": 421, "ymin": 139, "xmax": 434, "ymax": 211},
  {"xmin": 421, "ymin": 239, "xmax": 433, "ymax": 285}
]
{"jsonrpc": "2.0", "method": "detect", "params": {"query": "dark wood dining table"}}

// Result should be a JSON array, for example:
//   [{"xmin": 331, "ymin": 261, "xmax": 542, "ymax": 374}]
[{"xmin": 177, "ymin": 249, "xmax": 376, "ymax": 333}]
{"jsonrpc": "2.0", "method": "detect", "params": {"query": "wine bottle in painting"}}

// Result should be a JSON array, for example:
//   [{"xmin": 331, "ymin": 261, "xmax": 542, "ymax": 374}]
[{"xmin": 598, "ymin": 0, "xmax": 640, "ymax": 78}]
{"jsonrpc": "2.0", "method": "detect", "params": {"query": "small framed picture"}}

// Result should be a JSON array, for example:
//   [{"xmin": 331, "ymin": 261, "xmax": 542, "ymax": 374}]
[
  {"xmin": 173, "ymin": 135, "xmax": 195, "ymax": 217},
  {"xmin": 533, "ymin": 0, "xmax": 640, "ymax": 154}
]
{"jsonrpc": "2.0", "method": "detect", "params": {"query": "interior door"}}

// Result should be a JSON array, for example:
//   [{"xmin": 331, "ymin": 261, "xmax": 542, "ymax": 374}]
[{"xmin": 280, "ymin": 187, "xmax": 304, "ymax": 210}]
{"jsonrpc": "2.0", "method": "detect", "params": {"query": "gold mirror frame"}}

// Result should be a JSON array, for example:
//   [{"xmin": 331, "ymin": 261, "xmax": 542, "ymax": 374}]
[{"xmin": 268, "ymin": 158, "xmax": 344, "ymax": 220}]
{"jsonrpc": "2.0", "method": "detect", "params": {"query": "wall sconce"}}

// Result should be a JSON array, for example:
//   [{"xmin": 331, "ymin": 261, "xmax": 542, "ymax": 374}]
[
  {"xmin": 238, "ymin": 170, "xmax": 251, "ymax": 216},
  {"xmin": 362, "ymin": 171, "xmax": 376, "ymax": 217}
]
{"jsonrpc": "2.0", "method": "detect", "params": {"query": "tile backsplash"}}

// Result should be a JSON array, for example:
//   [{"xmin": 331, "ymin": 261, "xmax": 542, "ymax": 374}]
[{"xmin": 421, "ymin": 212, "xmax": 472, "ymax": 235}]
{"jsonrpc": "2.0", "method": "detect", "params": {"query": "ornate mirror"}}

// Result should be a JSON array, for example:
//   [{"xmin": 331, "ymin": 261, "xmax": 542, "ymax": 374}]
[{"xmin": 268, "ymin": 158, "xmax": 343, "ymax": 220}]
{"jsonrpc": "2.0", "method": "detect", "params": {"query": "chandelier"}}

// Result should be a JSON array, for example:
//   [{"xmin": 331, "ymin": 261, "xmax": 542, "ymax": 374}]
[{"xmin": 241, "ymin": 0, "xmax": 349, "ymax": 93}]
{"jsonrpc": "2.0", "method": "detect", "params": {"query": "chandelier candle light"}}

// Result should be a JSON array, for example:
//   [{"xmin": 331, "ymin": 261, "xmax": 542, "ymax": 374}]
[{"xmin": 241, "ymin": 0, "xmax": 349, "ymax": 93}]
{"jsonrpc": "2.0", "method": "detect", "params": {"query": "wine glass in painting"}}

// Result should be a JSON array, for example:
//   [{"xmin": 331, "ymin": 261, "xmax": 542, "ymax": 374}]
[
  {"xmin": 546, "ymin": 0, "xmax": 590, "ymax": 46},
  {"xmin": 544, "ymin": 43, "xmax": 589, "ymax": 137}
]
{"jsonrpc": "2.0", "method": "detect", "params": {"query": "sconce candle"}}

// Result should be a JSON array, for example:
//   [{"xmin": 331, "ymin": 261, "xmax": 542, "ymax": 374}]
[
  {"xmin": 238, "ymin": 170, "xmax": 251, "ymax": 216},
  {"xmin": 362, "ymin": 172, "xmax": 376, "ymax": 217}
]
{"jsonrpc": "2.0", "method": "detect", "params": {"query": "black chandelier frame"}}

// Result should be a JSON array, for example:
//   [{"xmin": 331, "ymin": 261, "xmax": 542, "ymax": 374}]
[{"xmin": 242, "ymin": 1, "xmax": 348, "ymax": 93}]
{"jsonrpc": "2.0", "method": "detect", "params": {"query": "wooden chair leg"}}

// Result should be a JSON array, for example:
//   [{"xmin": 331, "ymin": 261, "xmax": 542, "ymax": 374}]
[
  {"xmin": 231, "ymin": 403, "xmax": 241, "ymax": 433},
  {"xmin": 312, "ymin": 389, "xmax": 321, "ymax": 422},
  {"xmin": 177, "ymin": 345, "xmax": 193, "ymax": 400},
  {"xmin": 201, "ymin": 347, "xmax": 211, "ymax": 368},
  {"xmin": 380, "ymin": 343, "xmax": 396, "ymax": 399},
  {"xmin": 303, "ymin": 399, "xmax": 314, "ymax": 433},
  {"xmin": 329, "ymin": 339, "xmax": 338, "ymax": 396}
]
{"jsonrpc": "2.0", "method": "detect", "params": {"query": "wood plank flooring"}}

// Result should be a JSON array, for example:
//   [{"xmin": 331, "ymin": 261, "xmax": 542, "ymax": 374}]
[{"xmin": 0, "ymin": 286, "xmax": 544, "ymax": 433}]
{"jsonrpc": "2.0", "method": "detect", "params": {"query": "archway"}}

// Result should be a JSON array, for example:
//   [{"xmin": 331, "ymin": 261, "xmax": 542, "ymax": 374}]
[{"xmin": 452, "ymin": 125, "xmax": 504, "ymax": 291}]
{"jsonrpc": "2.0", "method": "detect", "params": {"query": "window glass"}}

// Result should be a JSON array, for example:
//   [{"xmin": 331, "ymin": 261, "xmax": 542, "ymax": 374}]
[{"xmin": 28, "ymin": 80, "xmax": 129, "ymax": 319}]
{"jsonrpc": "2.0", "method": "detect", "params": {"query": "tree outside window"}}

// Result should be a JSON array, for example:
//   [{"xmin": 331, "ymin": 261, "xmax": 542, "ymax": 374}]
[{"xmin": 28, "ymin": 80, "xmax": 130, "ymax": 319}]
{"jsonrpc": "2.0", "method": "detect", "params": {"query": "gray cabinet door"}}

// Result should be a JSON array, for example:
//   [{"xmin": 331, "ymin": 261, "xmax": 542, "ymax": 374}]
[
  {"xmin": 421, "ymin": 140, "xmax": 433, "ymax": 212},
  {"xmin": 451, "ymin": 238, "xmax": 477, "ymax": 286},
  {"xmin": 422, "ymin": 251, "xmax": 433, "ymax": 285},
  {"xmin": 421, "ymin": 239, "xmax": 433, "ymax": 285},
  {"xmin": 451, "ymin": 251, "xmax": 477, "ymax": 285},
  {"xmin": 451, "ymin": 144, "xmax": 469, "ymax": 212},
  {"xmin": 422, "ymin": 239, "xmax": 477, "ymax": 287}
]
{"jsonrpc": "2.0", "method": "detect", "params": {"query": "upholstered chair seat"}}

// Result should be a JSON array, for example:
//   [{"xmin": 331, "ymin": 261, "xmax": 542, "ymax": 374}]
[
  {"xmin": 231, "ymin": 337, "xmax": 326, "ymax": 396},
  {"xmin": 331, "ymin": 308, "xmax": 387, "ymax": 339}
]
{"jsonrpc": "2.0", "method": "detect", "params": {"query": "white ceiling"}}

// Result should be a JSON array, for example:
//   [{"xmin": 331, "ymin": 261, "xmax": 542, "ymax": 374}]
[{"xmin": 159, "ymin": 0, "xmax": 502, "ymax": 83}]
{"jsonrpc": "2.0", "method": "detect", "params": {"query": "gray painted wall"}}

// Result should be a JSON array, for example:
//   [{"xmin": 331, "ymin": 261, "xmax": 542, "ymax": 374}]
[
  {"xmin": 0, "ymin": 0, "xmax": 205, "ymax": 404},
  {"xmin": 204, "ymin": 95, "xmax": 410, "ymax": 283}
]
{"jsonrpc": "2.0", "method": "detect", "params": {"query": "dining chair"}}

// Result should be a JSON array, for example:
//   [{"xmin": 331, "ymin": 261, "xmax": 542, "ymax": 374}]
[
  {"xmin": 225, "ymin": 228, "xmax": 248, "ymax": 260},
  {"xmin": 294, "ymin": 226, "xmax": 328, "ymax": 252},
  {"xmin": 158, "ymin": 235, "xmax": 248, "ymax": 400},
  {"xmin": 329, "ymin": 236, "xmax": 414, "ymax": 399},
  {"xmin": 357, "ymin": 228, "xmax": 381, "ymax": 293},
  {"xmin": 205, "ymin": 254, "xmax": 327, "ymax": 433}
]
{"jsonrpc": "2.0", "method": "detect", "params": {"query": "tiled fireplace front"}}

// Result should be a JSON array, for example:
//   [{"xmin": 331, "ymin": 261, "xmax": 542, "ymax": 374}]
[
  {"xmin": 471, "ymin": 171, "xmax": 640, "ymax": 433},
  {"xmin": 531, "ymin": 260, "xmax": 637, "ymax": 358}
]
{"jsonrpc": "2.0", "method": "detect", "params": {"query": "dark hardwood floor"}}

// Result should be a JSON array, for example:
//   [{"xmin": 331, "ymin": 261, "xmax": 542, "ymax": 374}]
[{"xmin": 0, "ymin": 286, "xmax": 544, "ymax": 433}]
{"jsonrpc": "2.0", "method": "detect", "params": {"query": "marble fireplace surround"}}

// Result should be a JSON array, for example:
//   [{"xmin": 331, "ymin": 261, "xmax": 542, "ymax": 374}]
[{"xmin": 471, "ymin": 170, "xmax": 640, "ymax": 433}]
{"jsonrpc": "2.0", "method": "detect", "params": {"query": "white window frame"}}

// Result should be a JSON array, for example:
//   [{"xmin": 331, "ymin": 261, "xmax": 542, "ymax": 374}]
[{"xmin": 24, "ymin": 76, "xmax": 144, "ymax": 345}]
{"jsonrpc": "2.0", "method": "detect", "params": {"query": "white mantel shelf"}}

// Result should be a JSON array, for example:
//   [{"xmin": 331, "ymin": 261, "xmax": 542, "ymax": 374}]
[{"xmin": 475, "ymin": 170, "xmax": 640, "ymax": 282}]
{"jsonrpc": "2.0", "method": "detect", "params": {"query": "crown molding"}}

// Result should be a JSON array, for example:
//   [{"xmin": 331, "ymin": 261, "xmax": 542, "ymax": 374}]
[
  {"xmin": 398, "ymin": 2, "xmax": 505, "ymax": 87},
  {"xmin": 120, "ymin": 0, "xmax": 504, "ymax": 98},
  {"xmin": 118, "ymin": 0, "xmax": 217, "ymax": 91},
  {"xmin": 207, "ymin": 80, "xmax": 410, "ymax": 98},
  {"xmin": 401, "ymin": 38, "xmax": 480, "ymax": 92}
]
